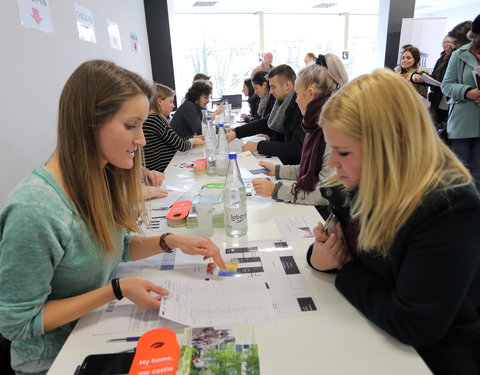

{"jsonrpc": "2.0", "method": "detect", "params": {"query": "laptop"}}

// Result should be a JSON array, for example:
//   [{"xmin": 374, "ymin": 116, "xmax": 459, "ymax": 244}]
[{"xmin": 221, "ymin": 94, "xmax": 243, "ymax": 109}]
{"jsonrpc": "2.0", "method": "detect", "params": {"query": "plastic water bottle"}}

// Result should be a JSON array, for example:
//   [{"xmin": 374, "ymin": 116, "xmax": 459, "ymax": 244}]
[
  {"xmin": 223, "ymin": 153, "xmax": 248, "ymax": 237},
  {"xmin": 201, "ymin": 107, "xmax": 209, "ymax": 136},
  {"xmin": 215, "ymin": 124, "xmax": 229, "ymax": 176},
  {"xmin": 224, "ymin": 99, "xmax": 232, "ymax": 124},
  {"xmin": 205, "ymin": 117, "xmax": 216, "ymax": 176}
]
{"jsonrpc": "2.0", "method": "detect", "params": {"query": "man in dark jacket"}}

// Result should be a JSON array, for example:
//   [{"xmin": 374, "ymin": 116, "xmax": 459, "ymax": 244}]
[{"xmin": 229, "ymin": 64, "xmax": 305, "ymax": 165}]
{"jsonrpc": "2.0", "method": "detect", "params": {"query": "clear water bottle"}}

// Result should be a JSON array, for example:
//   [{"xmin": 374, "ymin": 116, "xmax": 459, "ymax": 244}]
[
  {"xmin": 205, "ymin": 117, "xmax": 216, "ymax": 176},
  {"xmin": 224, "ymin": 99, "xmax": 232, "ymax": 124},
  {"xmin": 201, "ymin": 107, "xmax": 209, "ymax": 136},
  {"xmin": 223, "ymin": 153, "xmax": 248, "ymax": 237},
  {"xmin": 215, "ymin": 124, "xmax": 229, "ymax": 176}
]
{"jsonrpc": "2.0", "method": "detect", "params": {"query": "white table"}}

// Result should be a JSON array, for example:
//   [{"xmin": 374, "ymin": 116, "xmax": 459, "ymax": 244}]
[{"xmin": 48, "ymin": 144, "xmax": 430, "ymax": 374}]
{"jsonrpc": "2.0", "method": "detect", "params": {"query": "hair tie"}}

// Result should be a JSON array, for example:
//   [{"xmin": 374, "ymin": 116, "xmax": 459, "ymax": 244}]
[{"xmin": 316, "ymin": 54, "xmax": 327, "ymax": 67}]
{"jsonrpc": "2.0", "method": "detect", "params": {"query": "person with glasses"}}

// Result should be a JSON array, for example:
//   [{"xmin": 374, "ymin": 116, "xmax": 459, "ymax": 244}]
[{"xmin": 170, "ymin": 81, "xmax": 211, "ymax": 138}]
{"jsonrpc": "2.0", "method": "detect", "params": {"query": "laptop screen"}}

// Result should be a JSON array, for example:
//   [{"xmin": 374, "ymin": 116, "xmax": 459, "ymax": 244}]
[{"xmin": 221, "ymin": 94, "xmax": 242, "ymax": 109}]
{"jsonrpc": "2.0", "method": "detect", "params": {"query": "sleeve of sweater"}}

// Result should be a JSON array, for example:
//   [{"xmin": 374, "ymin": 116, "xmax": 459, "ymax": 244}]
[
  {"xmin": 0, "ymin": 202, "xmax": 64, "ymax": 340},
  {"xmin": 234, "ymin": 118, "xmax": 269, "ymax": 139},
  {"xmin": 335, "ymin": 187, "xmax": 480, "ymax": 347},
  {"xmin": 158, "ymin": 117, "xmax": 192, "ymax": 152},
  {"xmin": 256, "ymin": 123, "xmax": 305, "ymax": 163},
  {"xmin": 274, "ymin": 147, "xmax": 333, "ymax": 205}
]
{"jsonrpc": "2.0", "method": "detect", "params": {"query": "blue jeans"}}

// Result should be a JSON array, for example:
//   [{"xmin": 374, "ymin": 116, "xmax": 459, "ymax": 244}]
[{"xmin": 449, "ymin": 138, "xmax": 480, "ymax": 192}]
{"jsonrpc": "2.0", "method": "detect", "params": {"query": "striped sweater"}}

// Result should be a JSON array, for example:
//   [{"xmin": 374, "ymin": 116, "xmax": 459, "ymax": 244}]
[{"xmin": 143, "ymin": 113, "xmax": 192, "ymax": 172}]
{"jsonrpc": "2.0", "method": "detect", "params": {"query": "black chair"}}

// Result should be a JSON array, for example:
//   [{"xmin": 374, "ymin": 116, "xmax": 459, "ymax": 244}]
[{"xmin": 0, "ymin": 334, "xmax": 14, "ymax": 375}]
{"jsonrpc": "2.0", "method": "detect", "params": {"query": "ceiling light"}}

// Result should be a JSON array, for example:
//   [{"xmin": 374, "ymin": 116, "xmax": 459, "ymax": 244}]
[
  {"xmin": 192, "ymin": 1, "xmax": 217, "ymax": 6},
  {"xmin": 312, "ymin": 2, "xmax": 338, "ymax": 8}
]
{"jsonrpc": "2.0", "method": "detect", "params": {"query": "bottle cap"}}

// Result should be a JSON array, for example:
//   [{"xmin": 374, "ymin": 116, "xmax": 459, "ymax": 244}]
[
  {"xmin": 207, "ymin": 117, "xmax": 212, "ymax": 121},
  {"xmin": 218, "ymin": 124, "xmax": 224, "ymax": 128},
  {"xmin": 228, "ymin": 153, "xmax": 237, "ymax": 160}
]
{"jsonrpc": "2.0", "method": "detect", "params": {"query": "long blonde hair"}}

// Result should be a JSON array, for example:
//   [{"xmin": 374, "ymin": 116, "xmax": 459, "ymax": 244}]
[
  {"xmin": 57, "ymin": 60, "xmax": 153, "ymax": 255},
  {"xmin": 320, "ymin": 69, "xmax": 471, "ymax": 255}
]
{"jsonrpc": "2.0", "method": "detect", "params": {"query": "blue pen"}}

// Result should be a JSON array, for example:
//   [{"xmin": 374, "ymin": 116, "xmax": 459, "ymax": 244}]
[{"xmin": 108, "ymin": 336, "xmax": 141, "ymax": 343}]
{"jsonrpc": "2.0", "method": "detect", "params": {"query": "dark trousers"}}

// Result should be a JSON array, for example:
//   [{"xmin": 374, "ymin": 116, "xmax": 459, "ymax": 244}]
[{"xmin": 450, "ymin": 138, "xmax": 480, "ymax": 192}]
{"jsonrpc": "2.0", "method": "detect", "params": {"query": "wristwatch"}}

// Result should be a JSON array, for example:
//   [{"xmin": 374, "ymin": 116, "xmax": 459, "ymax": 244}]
[{"xmin": 159, "ymin": 232, "xmax": 174, "ymax": 253}]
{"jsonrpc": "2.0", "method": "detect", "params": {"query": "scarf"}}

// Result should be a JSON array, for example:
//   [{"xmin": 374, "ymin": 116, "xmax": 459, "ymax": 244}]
[
  {"xmin": 267, "ymin": 90, "xmax": 295, "ymax": 134},
  {"xmin": 292, "ymin": 91, "xmax": 331, "ymax": 201},
  {"xmin": 257, "ymin": 92, "xmax": 271, "ymax": 118}
]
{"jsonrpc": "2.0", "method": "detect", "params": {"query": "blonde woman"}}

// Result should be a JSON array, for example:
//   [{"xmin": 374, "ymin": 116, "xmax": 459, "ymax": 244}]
[
  {"xmin": 308, "ymin": 69, "xmax": 480, "ymax": 373},
  {"xmin": 252, "ymin": 54, "xmax": 347, "ymax": 213},
  {"xmin": 143, "ymin": 83, "xmax": 203, "ymax": 173},
  {"xmin": 0, "ymin": 60, "xmax": 225, "ymax": 375}
]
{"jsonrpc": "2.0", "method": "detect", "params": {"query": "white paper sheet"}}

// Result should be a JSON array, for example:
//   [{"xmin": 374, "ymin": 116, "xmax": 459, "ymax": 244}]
[
  {"xmin": 145, "ymin": 191, "xmax": 185, "ymax": 210},
  {"xmin": 221, "ymin": 239, "xmax": 319, "ymax": 317},
  {"xmin": 159, "ymin": 277, "xmax": 277, "ymax": 326},
  {"xmin": 93, "ymin": 299, "xmax": 185, "ymax": 335},
  {"xmin": 274, "ymin": 217, "xmax": 316, "ymax": 241}
]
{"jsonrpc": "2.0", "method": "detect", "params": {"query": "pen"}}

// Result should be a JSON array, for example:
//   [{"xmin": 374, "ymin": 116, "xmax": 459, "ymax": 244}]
[{"xmin": 108, "ymin": 336, "xmax": 141, "ymax": 343}]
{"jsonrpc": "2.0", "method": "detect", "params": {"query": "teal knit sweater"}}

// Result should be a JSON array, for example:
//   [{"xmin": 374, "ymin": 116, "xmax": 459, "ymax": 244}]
[{"xmin": 0, "ymin": 167, "xmax": 131, "ymax": 374}]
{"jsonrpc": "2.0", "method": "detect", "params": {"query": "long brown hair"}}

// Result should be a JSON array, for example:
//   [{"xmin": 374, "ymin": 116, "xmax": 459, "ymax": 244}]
[{"xmin": 57, "ymin": 60, "xmax": 153, "ymax": 255}]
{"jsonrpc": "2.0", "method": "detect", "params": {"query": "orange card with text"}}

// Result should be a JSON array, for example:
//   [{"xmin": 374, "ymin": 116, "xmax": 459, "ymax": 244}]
[{"xmin": 128, "ymin": 328, "xmax": 180, "ymax": 375}]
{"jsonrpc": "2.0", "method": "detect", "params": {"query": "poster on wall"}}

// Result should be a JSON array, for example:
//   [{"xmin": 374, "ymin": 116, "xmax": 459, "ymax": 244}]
[
  {"xmin": 16, "ymin": 0, "xmax": 54, "ymax": 33},
  {"xmin": 130, "ymin": 31, "xmax": 140, "ymax": 53},
  {"xmin": 107, "ymin": 19, "xmax": 122, "ymax": 50},
  {"xmin": 74, "ymin": 3, "xmax": 96, "ymax": 43}
]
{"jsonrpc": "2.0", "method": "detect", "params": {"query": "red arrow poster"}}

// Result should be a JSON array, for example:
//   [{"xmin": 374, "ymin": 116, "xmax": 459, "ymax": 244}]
[{"xmin": 16, "ymin": 0, "xmax": 54, "ymax": 33}]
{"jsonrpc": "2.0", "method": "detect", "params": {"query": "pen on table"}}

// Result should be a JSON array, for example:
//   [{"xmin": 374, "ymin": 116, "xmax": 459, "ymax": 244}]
[{"xmin": 108, "ymin": 336, "xmax": 141, "ymax": 343}]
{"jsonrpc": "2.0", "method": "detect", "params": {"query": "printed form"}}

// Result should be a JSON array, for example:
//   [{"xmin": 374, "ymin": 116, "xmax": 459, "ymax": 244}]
[{"xmin": 159, "ymin": 277, "xmax": 277, "ymax": 326}]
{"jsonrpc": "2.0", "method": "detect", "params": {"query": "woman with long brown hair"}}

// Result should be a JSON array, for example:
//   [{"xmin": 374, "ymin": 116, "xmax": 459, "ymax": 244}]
[{"xmin": 0, "ymin": 60, "xmax": 225, "ymax": 375}]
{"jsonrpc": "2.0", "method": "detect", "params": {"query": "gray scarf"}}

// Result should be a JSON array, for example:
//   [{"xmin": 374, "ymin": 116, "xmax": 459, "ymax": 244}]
[
  {"xmin": 267, "ymin": 90, "xmax": 295, "ymax": 134},
  {"xmin": 257, "ymin": 92, "xmax": 271, "ymax": 118}
]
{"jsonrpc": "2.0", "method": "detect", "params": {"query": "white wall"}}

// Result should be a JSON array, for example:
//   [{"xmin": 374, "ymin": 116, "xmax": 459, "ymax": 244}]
[
  {"xmin": 0, "ymin": 0, "xmax": 152, "ymax": 207},
  {"xmin": 415, "ymin": 3, "xmax": 479, "ymax": 32}
]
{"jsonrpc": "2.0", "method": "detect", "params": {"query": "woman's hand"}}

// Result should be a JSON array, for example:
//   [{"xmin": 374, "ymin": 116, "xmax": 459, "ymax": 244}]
[
  {"xmin": 310, "ymin": 222, "xmax": 352, "ymax": 271},
  {"xmin": 143, "ymin": 186, "xmax": 168, "ymax": 200},
  {"xmin": 252, "ymin": 178, "xmax": 275, "ymax": 197},
  {"xmin": 190, "ymin": 138, "xmax": 205, "ymax": 146},
  {"xmin": 411, "ymin": 73, "xmax": 424, "ymax": 83},
  {"xmin": 145, "ymin": 169, "xmax": 165, "ymax": 186},
  {"xmin": 166, "ymin": 235, "xmax": 226, "ymax": 269},
  {"xmin": 226, "ymin": 130, "xmax": 236, "ymax": 142},
  {"xmin": 120, "ymin": 277, "xmax": 169, "ymax": 311},
  {"xmin": 466, "ymin": 88, "xmax": 480, "ymax": 105},
  {"xmin": 258, "ymin": 161, "xmax": 275, "ymax": 176}
]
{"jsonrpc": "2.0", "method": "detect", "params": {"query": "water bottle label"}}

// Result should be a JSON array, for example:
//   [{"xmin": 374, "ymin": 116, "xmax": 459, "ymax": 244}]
[{"xmin": 226, "ymin": 208, "xmax": 247, "ymax": 228}]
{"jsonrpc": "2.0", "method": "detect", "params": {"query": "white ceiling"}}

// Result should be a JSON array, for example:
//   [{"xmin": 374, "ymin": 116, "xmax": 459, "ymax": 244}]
[{"xmin": 173, "ymin": 0, "xmax": 479, "ymax": 15}]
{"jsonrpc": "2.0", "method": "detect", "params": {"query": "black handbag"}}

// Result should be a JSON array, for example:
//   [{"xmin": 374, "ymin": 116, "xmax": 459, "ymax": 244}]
[{"xmin": 437, "ymin": 103, "xmax": 455, "ymax": 143}]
